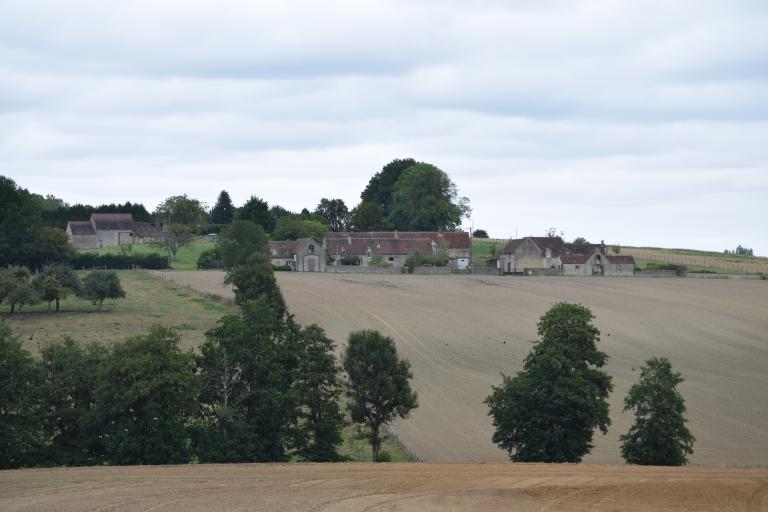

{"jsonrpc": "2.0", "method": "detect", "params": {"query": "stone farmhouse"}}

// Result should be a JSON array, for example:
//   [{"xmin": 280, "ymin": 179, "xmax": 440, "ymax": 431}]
[
  {"xmin": 66, "ymin": 213, "xmax": 166, "ymax": 249},
  {"xmin": 268, "ymin": 231, "xmax": 470, "ymax": 271},
  {"xmin": 268, "ymin": 238, "xmax": 326, "ymax": 272},
  {"xmin": 498, "ymin": 236, "xmax": 635, "ymax": 276}
]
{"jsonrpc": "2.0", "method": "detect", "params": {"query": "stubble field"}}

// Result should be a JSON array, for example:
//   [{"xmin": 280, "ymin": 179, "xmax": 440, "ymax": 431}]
[
  {"xmin": 157, "ymin": 271, "xmax": 768, "ymax": 467},
  {"xmin": 2, "ymin": 463, "xmax": 767, "ymax": 511}
]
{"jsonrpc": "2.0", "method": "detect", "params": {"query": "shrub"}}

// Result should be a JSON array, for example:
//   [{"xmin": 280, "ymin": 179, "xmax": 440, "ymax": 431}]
[
  {"xmin": 340, "ymin": 255, "xmax": 359, "ymax": 266},
  {"xmin": 272, "ymin": 264, "xmax": 293, "ymax": 271},
  {"xmin": 72, "ymin": 252, "xmax": 168, "ymax": 270},
  {"xmin": 405, "ymin": 250, "xmax": 449, "ymax": 273},
  {"xmin": 197, "ymin": 249, "xmax": 222, "ymax": 269},
  {"xmin": 645, "ymin": 262, "xmax": 687, "ymax": 275}
]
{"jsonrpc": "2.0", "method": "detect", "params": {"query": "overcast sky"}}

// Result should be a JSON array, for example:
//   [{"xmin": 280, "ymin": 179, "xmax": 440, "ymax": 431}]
[{"xmin": 1, "ymin": 0, "xmax": 766, "ymax": 254}]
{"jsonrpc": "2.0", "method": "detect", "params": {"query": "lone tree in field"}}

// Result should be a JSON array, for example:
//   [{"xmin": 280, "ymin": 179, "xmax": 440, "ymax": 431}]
[
  {"xmin": 486, "ymin": 302, "xmax": 613, "ymax": 462},
  {"xmin": 620, "ymin": 357, "xmax": 695, "ymax": 466},
  {"xmin": 80, "ymin": 271, "xmax": 126, "ymax": 311},
  {"xmin": 343, "ymin": 330, "xmax": 418, "ymax": 462}
]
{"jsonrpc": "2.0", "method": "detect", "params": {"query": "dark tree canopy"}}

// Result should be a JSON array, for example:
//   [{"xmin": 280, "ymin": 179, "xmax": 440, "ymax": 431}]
[
  {"xmin": 314, "ymin": 198, "xmax": 349, "ymax": 232},
  {"xmin": 26, "ymin": 227, "xmax": 75, "ymax": 271},
  {"xmin": 225, "ymin": 253, "xmax": 287, "ymax": 318},
  {"xmin": 348, "ymin": 201, "xmax": 386, "ymax": 231},
  {"xmin": 238, "ymin": 196, "xmax": 275, "ymax": 234},
  {"xmin": 486, "ymin": 303, "xmax": 613, "ymax": 463},
  {"xmin": 621, "ymin": 357, "xmax": 695, "ymax": 466},
  {"xmin": 0, "ymin": 176, "xmax": 44, "ymax": 268},
  {"xmin": 473, "ymin": 229, "xmax": 489, "ymax": 238},
  {"xmin": 387, "ymin": 163, "xmax": 470, "ymax": 231},
  {"xmin": 360, "ymin": 158, "xmax": 417, "ymax": 216},
  {"xmin": 343, "ymin": 330, "xmax": 418, "ymax": 462},
  {"xmin": 210, "ymin": 190, "xmax": 235, "ymax": 225},
  {"xmin": 0, "ymin": 323, "xmax": 44, "ymax": 468},
  {"xmin": 572, "ymin": 237, "xmax": 589, "ymax": 245},
  {"xmin": 93, "ymin": 326, "xmax": 199, "ymax": 465}
]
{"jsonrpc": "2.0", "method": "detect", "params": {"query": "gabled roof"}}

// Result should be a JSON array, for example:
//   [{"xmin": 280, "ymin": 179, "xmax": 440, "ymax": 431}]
[
  {"xmin": 68, "ymin": 221, "xmax": 96, "ymax": 236},
  {"xmin": 133, "ymin": 222, "xmax": 165, "ymax": 237},
  {"xmin": 91, "ymin": 213, "xmax": 134, "ymax": 230},
  {"xmin": 606, "ymin": 255, "xmax": 636, "ymax": 264},
  {"xmin": 326, "ymin": 237, "xmax": 433, "ymax": 256},
  {"xmin": 561, "ymin": 255, "xmax": 588, "ymax": 264},
  {"xmin": 325, "ymin": 231, "xmax": 470, "ymax": 250},
  {"xmin": 268, "ymin": 238, "xmax": 317, "ymax": 258},
  {"xmin": 502, "ymin": 236, "xmax": 568, "ymax": 256},
  {"xmin": 565, "ymin": 243, "xmax": 604, "ymax": 256}
]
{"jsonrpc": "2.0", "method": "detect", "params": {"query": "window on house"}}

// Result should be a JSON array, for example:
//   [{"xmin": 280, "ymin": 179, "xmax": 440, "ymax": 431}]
[
  {"xmin": 388, "ymin": 257, "xmax": 395, "ymax": 261},
  {"xmin": 308, "ymin": 244, "xmax": 314, "ymax": 255},
  {"xmin": 617, "ymin": 265, "xmax": 622, "ymax": 270},
  {"xmin": 575, "ymin": 265, "xmax": 580, "ymax": 270}
]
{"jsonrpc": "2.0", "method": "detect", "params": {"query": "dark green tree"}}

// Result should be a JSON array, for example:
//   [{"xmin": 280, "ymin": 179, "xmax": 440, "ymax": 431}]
[
  {"xmin": 348, "ymin": 201, "xmax": 386, "ymax": 231},
  {"xmin": 295, "ymin": 324, "xmax": 344, "ymax": 461},
  {"xmin": 238, "ymin": 196, "xmax": 275, "ymax": 233},
  {"xmin": 343, "ymin": 330, "xmax": 418, "ymax": 462},
  {"xmin": 27, "ymin": 227, "xmax": 75, "ymax": 271},
  {"xmin": 216, "ymin": 220, "xmax": 269, "ymax": 270},
  {"xmin": 0, "ymin": 176, "xmax": 43, "ymax": 267},
  {"xmin": 0, "ymin": 323, "xmax": 44, "ymax": 468},
  {"xmin": 210, "ymin": 190, "xmax": 235, "ymax": 224},
  {"xmin": 225, "ymin": 253, "xmax": 287, "ymax": 317},
  {"xmin": 81, "ymin": 271, "xmax": 126, "ymax": 311},
  {"xmin": 272, "ymin": 215, "xmax": 327, "ymax": 243},
  {"xmin": 572, "ymin": 237, "xmax": 589, "ymax": 245},
  {"xmin": 387, "ymin": 163, "xmax": 470, "ymax": 231},
  {"xmin": 314, "ymin": 198, "xmax": 349, "ymax": 232},
  {"xmin": 1, "ymin": 266, "xmax": 38, "ymax": 313},
  {"xmin": 154, "ymin": 194, "xmax": 208, "ymax": 225},
  {"xmin": 38, "ymin": 338, "xmax": 107, "ymax": 466},
  {"xmin": 93, "ymin": 326, "xmax": 199, "ymax": 465},
  {"xmin": 620, "ymin": 357, "xmax": 695, "ymax": 466},
  {"xmin": 472, "ymin": 229, "xmax": 489, "ymax": 238},
  {"xmin": 360, "ymin": 158, "xmax": 417, "ymax": 216},
  {"xmin": 486, "ymin": 302, "xmax": 613, "ymax": 462},
  {"xmin": 196, "ymin": 299, "xmax": 302, "ymax": 462}
]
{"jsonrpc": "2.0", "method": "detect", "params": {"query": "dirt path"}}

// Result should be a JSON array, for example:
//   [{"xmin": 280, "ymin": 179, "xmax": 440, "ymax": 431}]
[
  {"xmin": 2, "ymin": 463, "xmax": 767, "ymax": 511},
  {"xmin": 155, "ymin": 271, "xmax": 768, "ymax": 466}
]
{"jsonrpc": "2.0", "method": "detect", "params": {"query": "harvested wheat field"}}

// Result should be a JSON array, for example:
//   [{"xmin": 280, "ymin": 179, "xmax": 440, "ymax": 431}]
[
  {"xmin": 157, "ymin": 271, "xmax": 768, "ymax": 466},
  {"xmin": 2, "ymin": 463, "xmax": 768, "ymax": 511}
]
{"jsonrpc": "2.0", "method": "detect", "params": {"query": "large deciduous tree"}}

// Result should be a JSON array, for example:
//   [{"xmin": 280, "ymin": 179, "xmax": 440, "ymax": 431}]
[
  {"xmin": 80, "ymin": 271, "xmax": 126, "ymax": 311},
  {"xmin": 225, "ymin": 253, "xmax": 287, "ymax": 317},
  {"xmin": 154, "ymin": 194, "xmax": 208, "ymax": 225},
  {"xmin": 620, "ymin": 357, "xmax": 695, "ymax": 466},
  {"xmin": 93, "ymin": 326, "xmax": 199, "ymax": 465},
  {"xmin": 348, "ymin": 201, "xmax": 386, "ymax": 231},
  {"xmin": 314, "ymin": 198, "xmax": 349, "ymax": 232},
  {"xmin": 210, "ymin": 190, "xmax": 235, "ymax": 225},
  {"xmin": 486, "ymin": 302, "xmax": 613, "ymax": 463},
  {"xmin": 343, "ymin": 330, "xmax": 418, "ymax": 462},
  {"xmin": 360, "ymin": 158, "xmax": 417, "ymax": 216},
  {"xmin": 272, "ymin": 215, "xmax": 327, "ymax": 243},
  {"xmin": 216, "ymin": 220, "xmax": 269, "ymax": 270},
  {"xmin": 387, "ymin": 163, "xmax": 470, "ymax": 231}
]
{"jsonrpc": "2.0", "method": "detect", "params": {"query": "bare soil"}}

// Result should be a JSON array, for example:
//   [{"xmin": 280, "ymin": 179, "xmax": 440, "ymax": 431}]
[
  {"xmin": 156, "ymin": 271, "xmax": 768, "ymax": 466},
  {"xmin": 2, "ymin": 463, "xmax": 767, "ymax": 511}
]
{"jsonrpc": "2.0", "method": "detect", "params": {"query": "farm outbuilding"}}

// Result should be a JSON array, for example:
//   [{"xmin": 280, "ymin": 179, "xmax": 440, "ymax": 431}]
[{"xmin": 66, "ymin": 213, "xmax": 166, "ymax": 249}]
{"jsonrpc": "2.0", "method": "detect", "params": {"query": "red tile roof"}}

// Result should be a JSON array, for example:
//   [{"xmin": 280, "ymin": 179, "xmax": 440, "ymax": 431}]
[
  {"xmin": 325, "ymin": 231, "xmax": 470, "ymax": 250},
  {"xmin": 561, "ymin": 255, "xmax": 588, "ymax": 264}
]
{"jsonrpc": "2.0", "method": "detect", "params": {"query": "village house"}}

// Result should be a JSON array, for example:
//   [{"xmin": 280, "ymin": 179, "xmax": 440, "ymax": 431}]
[
  {"xmin": 66, "ymin": 213, "xmax": 165, "ymax": 249},
  {"xmin": 324, "ymin": 231, "xmax": 471, "ymax": 269},
  {"xmin": 268, "ymin": 238, "xmax": 326, "ymax": 272},
  {"xmin": 498, "ymin": 236, "xmax": 635, "ymax": 276}
]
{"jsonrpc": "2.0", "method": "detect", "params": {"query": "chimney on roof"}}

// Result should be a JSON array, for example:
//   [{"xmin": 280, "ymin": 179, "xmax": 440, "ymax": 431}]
[
  {"xmin": 395, "ymin": 230, "xmax": 398, "ymax": 239},
  {"xmin": 348, "ymin": 234, "xmax": 352, "ymax": 244}
]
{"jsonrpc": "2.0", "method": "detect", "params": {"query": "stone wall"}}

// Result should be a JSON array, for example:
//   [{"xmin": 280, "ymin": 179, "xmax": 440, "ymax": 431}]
[
  {"xmin": 413, "ymin": 266, "xmax": 451, "ymax": 275},
  {"xmin": 524, "ymin": 268, "xmax": 562, "ymax": 276},
  {"xmin": 325, "ymin": 265, "xmax": 404, "ymax": 274},
  {"xmin": 471, "ymin": 266, "xmax": 500, "ymax": 275}
]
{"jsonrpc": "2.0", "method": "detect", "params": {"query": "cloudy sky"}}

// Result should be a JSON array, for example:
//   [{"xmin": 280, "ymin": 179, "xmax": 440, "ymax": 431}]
[{"xmin": 1, "ymin": 0, "xmax": 766, "ymax": 253}]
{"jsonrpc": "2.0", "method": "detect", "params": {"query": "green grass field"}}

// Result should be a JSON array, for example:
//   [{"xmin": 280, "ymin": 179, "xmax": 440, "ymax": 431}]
[
  {"xmin": 78, "ymin": 237, "xmax": 216, "ymax": 270},
  {"xmin": 471, "ymin": 238, "xmax": 505, "ymax": 266}
]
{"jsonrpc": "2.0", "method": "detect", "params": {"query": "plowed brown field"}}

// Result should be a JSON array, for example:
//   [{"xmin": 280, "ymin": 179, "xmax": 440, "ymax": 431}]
[
  {"xmin": 156, "ymin": 271, "xmax": 768, "ymax": 466},
  {"xmin": 2, "ymin": 463, "xmax": 767, "ymax": 511}
]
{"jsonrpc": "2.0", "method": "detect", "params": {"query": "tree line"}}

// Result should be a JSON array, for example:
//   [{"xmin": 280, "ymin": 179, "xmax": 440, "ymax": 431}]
[{"xmin": 0, "ymin": 225, "xmax": 418, "ymax": 468}]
